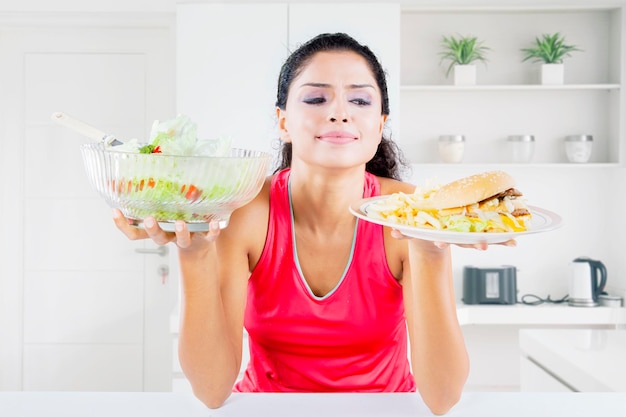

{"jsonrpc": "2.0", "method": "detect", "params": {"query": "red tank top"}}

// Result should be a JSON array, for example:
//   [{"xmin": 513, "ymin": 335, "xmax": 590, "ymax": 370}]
[{"xmin": 234, "ymin": 169, "xmax": 415, "ymax": 393}]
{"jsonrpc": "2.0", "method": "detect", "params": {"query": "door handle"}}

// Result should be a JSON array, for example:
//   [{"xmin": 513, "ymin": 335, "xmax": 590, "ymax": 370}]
[{"xmin": 134, "ymin": 245, "xmax": 169, "ymax": 257}]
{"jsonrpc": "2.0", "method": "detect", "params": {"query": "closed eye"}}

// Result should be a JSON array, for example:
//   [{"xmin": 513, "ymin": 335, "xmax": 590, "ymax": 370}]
[
  {"xmin": 350, "ymin": 98, "xmax": 371, "ymax": 106},
  {"xmin": 303, "ymin": 97, "xmax": 326, "ymax": 105}
]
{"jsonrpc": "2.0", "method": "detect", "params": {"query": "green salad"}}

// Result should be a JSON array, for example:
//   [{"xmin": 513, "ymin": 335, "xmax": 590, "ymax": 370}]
[
  {"xmin": 110, "ymin": 114, "xmax": 231, "ymax": 157},
  {"xmin": 109, "ymin": 175, "xmax": 243, "ymax": 222},
  {"xmin": 105, "ymin": 115, "xmax": 240, "ymax": 222}
]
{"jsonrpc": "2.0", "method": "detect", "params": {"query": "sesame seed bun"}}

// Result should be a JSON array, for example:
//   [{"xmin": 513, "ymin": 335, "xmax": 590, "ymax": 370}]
[{"xmin": 420, "ymin": 171, "xmax": 516, "ymax": 210}]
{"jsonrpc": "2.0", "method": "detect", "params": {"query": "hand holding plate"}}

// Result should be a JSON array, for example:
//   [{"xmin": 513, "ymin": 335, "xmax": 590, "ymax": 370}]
[
  {"xmin": 390, "ymin": 227, "xmax": 517, "ymax": 250},
  {"xmin": 112, "ymin": 209, "xmax": 221, "ymax": 250}
]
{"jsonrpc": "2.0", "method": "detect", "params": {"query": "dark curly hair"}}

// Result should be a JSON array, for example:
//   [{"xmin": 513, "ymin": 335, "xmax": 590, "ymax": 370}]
[{"xmin": 273, "ymin": 32, "xmax": 409, "ymax": 180}]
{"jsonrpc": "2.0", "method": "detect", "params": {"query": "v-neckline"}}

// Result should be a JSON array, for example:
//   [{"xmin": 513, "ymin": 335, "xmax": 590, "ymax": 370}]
[{"xmin": 288, "ymin": 178, "xmax": 359, "ymax": 300}]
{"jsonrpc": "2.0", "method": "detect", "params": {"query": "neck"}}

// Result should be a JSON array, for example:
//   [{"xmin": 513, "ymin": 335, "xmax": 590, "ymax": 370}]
[{"xmin": 288, "ymin": 165, "xmax": 366, "ymax": 232}]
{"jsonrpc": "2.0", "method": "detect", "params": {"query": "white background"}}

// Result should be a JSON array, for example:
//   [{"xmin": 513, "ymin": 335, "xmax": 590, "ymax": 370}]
[{"xmin": 0, "ymin": 0, "xmax": 625, "ymax": 395}]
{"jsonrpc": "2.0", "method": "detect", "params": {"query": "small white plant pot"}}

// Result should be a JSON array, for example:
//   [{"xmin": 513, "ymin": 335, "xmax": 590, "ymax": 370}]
[
  {"xmin": 541, "ymin": 64, "xmax": 564, "ymax": 85},
  {"xmin": 453, "ymin": 64, "xmax": 476, "ymax": 86}
]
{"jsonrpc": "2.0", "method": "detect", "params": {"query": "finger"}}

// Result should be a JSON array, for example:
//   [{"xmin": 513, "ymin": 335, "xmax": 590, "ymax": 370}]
[
  {"xmin": 174, "ymin": 220, "xmax": 192, "ymax": 248},
  {"xmin": 206, "ymin": 220, "xmax": 222, "ymax": 242},
  {"xmin": 390, "ymin": 229, "xmax": 406, "ymax": 239},
  {"xmin": 142, "ymin": 216, "xmax": 174, "ymax": 246},
  {"xmin": 197, "ymin": 220, "xmax": 222, "ymax": 242},
  {"xmin": 500, "ymin": 239, "xmax": 517, "ymax": 247},
  {"xmin": 453, "ymin": 242, "xmax": 488, "ymax": 250},
  {"xmin": 473, "ymin": 241, "xmax": 488, "ymax": 251},
  {"xmin": 434, "ymin": 241, "xmax": 449, "ymax": 249},
  {"xmin": 175, "ymin": 220, "xmax": 221, "ymax": 249},
  {"xmin": 112, "ymin": 209, "xmax": 148, "ymax": 240}
]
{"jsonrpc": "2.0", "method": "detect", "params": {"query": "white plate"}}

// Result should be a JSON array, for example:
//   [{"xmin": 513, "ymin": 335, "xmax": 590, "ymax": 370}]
[
  {"xmin": 349, "ymin": 196, "xmax": 563, "ymax": 244},
  {"xmin": 129, "ymin": 219, "xmax": 228, "ymax": 232}
]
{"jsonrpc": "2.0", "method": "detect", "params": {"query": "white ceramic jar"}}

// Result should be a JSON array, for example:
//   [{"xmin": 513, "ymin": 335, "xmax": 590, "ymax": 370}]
[
  {"xmin": 565, "ymin": 135, "xmax": 593, "ymax": 163},
  {"xmin": 507, "ymin": 135, "xmax": 535, "ymax": 163},
  {"xmin": 438, "ymin": 135, "xmax": 465, "ymax": 163}
]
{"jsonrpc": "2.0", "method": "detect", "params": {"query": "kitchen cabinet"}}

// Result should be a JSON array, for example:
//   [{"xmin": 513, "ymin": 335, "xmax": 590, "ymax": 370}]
[
  {"xmin": 397, "ymin": 6, "xmax": 626, "ymax": 391},
  {"xmin": 176, "ymin": 2, "xmax": 287, "ymax": 156},
  {"xmin": 398, "ymin": 6, "xmax": 624, "ymax": 165},
  {"xmin": 520, "ymin": 356, "xmax": 573, "ymax": 392},
  {"xmin": 520, "ymin": 329, "xmax": 626, "ymax": 391},
  {"xmin": 459, "ymin": 304, "xmax": 626, "ymax": 391}
]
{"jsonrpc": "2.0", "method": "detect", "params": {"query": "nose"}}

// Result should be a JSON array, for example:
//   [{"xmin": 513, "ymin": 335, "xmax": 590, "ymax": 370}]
[{"xmin": 328, "ymin": 99, "xmax": 349, "ymax": 123}]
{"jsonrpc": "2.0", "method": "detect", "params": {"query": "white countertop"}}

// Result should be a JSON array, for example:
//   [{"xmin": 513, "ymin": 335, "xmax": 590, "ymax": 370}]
[
  {"xmin": 1, "ymin": 391, "xmax": 626, "ymax": 417},
  {"xmin": 520, "ymin": 329, "xmax": 626, "ymax": 392},
  {"xmin": 456, "ymin": 304, "xmax": 626, "ymax": 326}
]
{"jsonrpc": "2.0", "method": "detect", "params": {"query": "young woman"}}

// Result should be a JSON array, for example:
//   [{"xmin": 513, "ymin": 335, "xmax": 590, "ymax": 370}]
[{"xmin": 114, "ymin": 33, "xmax": 481, "ymax": 415}]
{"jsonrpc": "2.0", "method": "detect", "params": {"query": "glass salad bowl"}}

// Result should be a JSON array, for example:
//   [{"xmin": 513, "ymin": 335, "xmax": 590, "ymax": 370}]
[{"xmin": 81, "ymin": 143, "xmax": 272, "ymax": 231}]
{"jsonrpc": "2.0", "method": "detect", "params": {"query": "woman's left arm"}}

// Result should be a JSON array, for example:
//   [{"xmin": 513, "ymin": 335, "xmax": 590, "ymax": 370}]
[{"xmin": 401, "ymin": 239, "xmax": 469, "ymax": 415}]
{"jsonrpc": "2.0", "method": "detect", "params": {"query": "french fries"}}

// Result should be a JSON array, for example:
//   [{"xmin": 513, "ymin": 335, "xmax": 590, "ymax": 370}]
[{"xmin": 367, "ymin": 188, "xmax": 442, "ymax": 229}]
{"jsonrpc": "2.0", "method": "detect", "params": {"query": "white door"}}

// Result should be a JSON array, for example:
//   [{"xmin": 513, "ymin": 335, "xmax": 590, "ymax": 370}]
[{"xmin": 0, "ymin": 14, "xmax": 177, "ymax": 391}]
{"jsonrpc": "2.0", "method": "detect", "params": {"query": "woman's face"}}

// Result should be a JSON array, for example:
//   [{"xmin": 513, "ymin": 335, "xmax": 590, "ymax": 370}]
[{"xmin": 277, "ymin": 51, "xmax": 387, "ymax": 171}]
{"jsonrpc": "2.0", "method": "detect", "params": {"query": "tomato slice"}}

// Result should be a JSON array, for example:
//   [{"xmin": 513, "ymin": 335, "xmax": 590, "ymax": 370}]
[{"xmin": 184, "ymin": 184, "xmax": 202, "ymax": 201}]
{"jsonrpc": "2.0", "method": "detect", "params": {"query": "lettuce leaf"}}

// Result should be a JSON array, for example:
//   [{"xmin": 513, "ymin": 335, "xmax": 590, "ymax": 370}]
[
  {"xmin": 441, "ymin": 215, "xmax": 488, "ymax": 232},
  {"xmin": 107, "ymin": 115, "xmax": 231, "ymax": 156}
]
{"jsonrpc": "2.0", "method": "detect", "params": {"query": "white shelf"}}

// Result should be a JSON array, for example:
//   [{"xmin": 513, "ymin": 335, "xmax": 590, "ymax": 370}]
[
  {"xmin": 408, "ymin": 163, "xmax": 622, "ymax": 169},
  {"xmin": 399, "ymin": 6, "xmax": 623, "ymax": 166},
  {"xmin": 401, "ymin": 5, "xmax": 621, "ymax": 13},
  {"xmin": 401, "ymin": 84, "xmax": 621, "ymax": 92},
  {"xmin": 457, "ymin": 304, "xmax": 626, "ymax": 326}
]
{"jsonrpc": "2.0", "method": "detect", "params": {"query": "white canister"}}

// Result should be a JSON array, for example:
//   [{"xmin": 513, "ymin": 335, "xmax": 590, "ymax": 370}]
[
  {"xmin": 438, "ymin": 135, "xmax": 465, "ymax": 163},
  {"xmin": 565, "ymin": 135, "xmax": 593, "ymax": 163},
  {"xmin": 507, "ymin": 135, "xmax": 535, "ymax": 163}
]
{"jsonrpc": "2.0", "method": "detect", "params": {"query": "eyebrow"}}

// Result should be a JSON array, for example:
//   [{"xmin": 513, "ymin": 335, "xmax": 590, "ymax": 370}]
[{"xmin": 300, "ymin": 82, "xmax": 375, "ymax": 90}]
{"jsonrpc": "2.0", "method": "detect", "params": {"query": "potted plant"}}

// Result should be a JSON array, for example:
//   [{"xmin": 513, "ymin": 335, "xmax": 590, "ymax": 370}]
[
  {"xmin": 521, "ymin": 32, "xmax": 582, "ymax": 85},
  {"xmin": 440, "ymin": 34, "xmax": 490, "ymax": 85}
]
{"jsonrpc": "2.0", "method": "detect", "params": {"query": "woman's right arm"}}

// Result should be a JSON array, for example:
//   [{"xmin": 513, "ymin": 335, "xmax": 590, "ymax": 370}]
[
  {"xmin": 112, "ymin": 206, "xmax": 253, "ymax": 408},
  {"xmin": 176, "ymin": 217, "xmax": 250, "ymax": 408}
]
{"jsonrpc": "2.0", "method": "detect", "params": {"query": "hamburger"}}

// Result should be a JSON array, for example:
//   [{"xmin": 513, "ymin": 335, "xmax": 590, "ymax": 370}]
[{"xmin": 369, "ymin": 171, "xmax": 531, "ymax": 233}]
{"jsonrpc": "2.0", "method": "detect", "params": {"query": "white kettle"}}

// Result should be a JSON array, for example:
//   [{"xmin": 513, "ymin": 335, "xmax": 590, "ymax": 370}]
[{"xmin": 568, "ymin": 257, "xmax": 607, "ymax": 307}]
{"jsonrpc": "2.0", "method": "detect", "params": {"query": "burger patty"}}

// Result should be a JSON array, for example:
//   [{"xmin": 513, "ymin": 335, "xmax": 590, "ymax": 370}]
[
  {"xmin": 511, "ymin": 208, "xmax": 531, "ymax": 217},
  {"xmin": 466, "ymin": 187, "xmax": 530, "ymax": 218},
  {"xmin": 480, "ymin": 188, "xmax": 523, "ymax": 203}
]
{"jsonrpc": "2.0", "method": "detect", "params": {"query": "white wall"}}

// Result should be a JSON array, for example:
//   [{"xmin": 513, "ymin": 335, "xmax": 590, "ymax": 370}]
[
  {"xmin": 1, "ymin": 0, "xmax": 622, "ymax": 299},
  {"xmin": 4, "ymin": 0, "xmax": 626, "ymax": 13},
  {"xmin": 609, "ymin": 167, "xmax": 626, "ymax": 298},
  {"xmin": 0, "ymin": 0, "xmax": 174, "ymax": 12}
]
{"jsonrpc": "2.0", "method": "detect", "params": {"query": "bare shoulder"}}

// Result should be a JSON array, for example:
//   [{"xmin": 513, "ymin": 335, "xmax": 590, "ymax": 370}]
[
  {"xmin": 217, "ymin": 175, "xmax": 272, "ymax": 256},
  {"xmin": 377, "ymin": 176, "xmax": 416, "ymax": 195}
]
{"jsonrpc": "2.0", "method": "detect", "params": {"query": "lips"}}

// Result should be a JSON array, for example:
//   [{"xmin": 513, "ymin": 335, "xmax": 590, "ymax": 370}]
[{"xmin": 316, "ymin": 131, "xmax": 357, "ymax": 144}]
